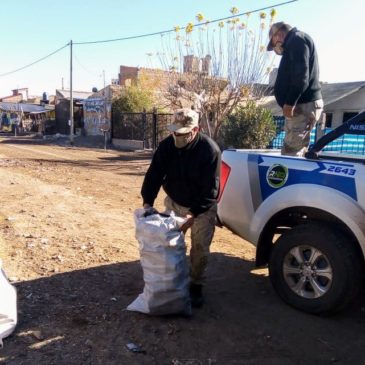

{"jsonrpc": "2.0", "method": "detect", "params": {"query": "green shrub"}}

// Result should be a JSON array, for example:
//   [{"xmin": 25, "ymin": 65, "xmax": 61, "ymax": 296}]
[
  {"xmin": 112, "ymin": 85, "xmax": 154, "ymax": 113},
  {"xmin": 220, "ymin": 102, "xmax": 276, "ymax": 149}
]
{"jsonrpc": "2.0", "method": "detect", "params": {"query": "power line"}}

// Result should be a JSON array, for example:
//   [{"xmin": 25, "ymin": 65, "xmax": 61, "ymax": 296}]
[
  {"xmin": 0, "ymin": 0, "xmax": 298, "ymax": 78},
  {"xmin": 73, "ymin": 49, "xmax": 102, "ymax": 78},
  {"xmin": 0, "ymin": 43, "xmax": 69, "ymax": 77},
  {"xmin": 74, "ymin": 0, "xmax": 298, "ymax": 45}
]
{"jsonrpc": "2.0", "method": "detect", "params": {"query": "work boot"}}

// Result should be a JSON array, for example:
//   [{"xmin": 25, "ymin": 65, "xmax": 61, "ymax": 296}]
[{"xmin": 189, "ymin": 283, "xmax": 204, "ymax": 308}]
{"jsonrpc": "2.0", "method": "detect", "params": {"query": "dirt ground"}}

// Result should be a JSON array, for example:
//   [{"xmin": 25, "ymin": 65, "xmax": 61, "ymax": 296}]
[{"xmin": 0, "ymin": 135, "xmax": 364, "ymax": 365}]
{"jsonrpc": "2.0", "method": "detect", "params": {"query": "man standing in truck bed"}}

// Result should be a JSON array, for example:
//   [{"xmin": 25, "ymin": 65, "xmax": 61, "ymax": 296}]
[{"xmin": 267, "ymin": 22, "xmax": 323, "ymax": 156}]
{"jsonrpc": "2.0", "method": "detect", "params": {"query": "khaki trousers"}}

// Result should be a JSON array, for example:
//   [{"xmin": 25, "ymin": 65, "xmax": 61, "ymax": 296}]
[
  {"xmin": 164, "ymin": 196, "xmax": 217, "ymax": 285},
  {"xmin": 282, "ymin": 99, "xmax": 324, "ymax": 157}
]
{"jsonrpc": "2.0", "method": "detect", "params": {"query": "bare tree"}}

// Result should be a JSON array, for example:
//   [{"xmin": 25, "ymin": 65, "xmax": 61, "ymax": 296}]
[{"xmin": 155, "ymin": 8, "xmax": 277, "ymax": 140}]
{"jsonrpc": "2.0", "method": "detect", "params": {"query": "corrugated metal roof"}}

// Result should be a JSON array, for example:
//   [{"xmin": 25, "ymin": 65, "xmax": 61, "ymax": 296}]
[
  {"xmin": 321, "ymin": 81, "xmax": 365, "ymax": 106},
  {"xmin": 259, "ymin": 81, "xmax": 365, "ymax": 116},
  {"xmin": 0, "ymin": 102, "xmax": 49, "ymax": 114},
  {"xmin": 56, "ymin": 89, "xmax": 93, "ymax": 100}
]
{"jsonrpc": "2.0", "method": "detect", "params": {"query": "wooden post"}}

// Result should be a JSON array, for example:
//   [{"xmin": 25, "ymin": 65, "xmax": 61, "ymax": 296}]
[{"xmin": 152, "ymin": 108, "xmax": 157, "ymax": 151}]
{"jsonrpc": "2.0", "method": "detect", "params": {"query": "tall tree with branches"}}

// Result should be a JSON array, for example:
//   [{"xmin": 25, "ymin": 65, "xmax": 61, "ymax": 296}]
[{"xmin": 154, "ymin": 8, "xmax": 277, "ymax": 140}]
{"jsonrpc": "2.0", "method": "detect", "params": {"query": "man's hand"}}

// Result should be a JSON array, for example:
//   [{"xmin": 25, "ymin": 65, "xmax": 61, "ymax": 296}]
[
  {"xmin": 142, "ymin": 204, "xmax": 158, "ymax": 217},
  {"xmin": 180, "ymin": 214, "xmax": 194, "ymax": 234},
  {"xmin": 283, "ymin": 104, "xmax": 295, "ymax": 118}
]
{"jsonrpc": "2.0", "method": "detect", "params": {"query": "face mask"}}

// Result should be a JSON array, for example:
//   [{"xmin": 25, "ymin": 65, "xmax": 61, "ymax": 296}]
[
  {"xmin": 273, "ymin": 41, "xmax": 284, "ymax": 55},
  {"xmin": 173, "ymin": 132, "xmax": 193, "ymax": 149}
]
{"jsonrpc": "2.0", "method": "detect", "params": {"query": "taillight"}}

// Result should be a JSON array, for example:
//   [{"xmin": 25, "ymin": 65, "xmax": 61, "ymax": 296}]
[{"xmin": 218, "ymin": 161, "xmax": 231, "ymax": 202}]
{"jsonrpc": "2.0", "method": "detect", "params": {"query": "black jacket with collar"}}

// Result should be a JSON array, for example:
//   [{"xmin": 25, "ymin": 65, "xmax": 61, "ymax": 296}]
[
  {"xmin": 274, "ymin": 27, "xmax": 322, "ymax": 108},
  {"xmin": 141, "ymin": 132, "xmax": 221, "ymax": 217}
]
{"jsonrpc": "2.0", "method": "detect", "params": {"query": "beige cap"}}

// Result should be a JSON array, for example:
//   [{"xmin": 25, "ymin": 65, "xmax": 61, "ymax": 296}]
[
  {"xmin": 168, "ymin": 108, "xmax": 199, "ymax": 134},
  {"xmin": 267, "ymin": 22, "xmax": 292, "ymax": 51}
]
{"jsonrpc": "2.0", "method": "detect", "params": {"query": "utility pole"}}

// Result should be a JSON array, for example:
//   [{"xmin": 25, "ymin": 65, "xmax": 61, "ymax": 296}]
[
  {"xmin": 69, "ymin": 40, "xmax": 74, "ymax": 146},
  {"xmin": 102, "ymin": 70, "xmax": 108, "ymax": 150},
  {"xmin": 102, "ymin": 69, "xmax": 106, "ymax": 125},
  {"xmin": 103, "ymin": 69, "xmax": 106, "ymax": 120},
  {"xmin": 62, "ymin": 77, "xmax": 64, "ymax": 90}
]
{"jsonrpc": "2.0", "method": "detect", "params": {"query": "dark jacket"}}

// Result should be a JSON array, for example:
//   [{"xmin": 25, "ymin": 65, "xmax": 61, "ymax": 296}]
[
  {"xmin": 274, "ymin": 28, "xmax": 322, "ymax": 108},
  {"xmin": 141, "ymin": 132, "xmax": 221, "ymax": 217}
]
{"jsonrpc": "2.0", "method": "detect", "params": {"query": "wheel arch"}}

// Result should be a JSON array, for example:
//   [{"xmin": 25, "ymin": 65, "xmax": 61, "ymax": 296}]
[{"xmin": 255, "ymin": 206, "xmax": 365, "ymax": 268}]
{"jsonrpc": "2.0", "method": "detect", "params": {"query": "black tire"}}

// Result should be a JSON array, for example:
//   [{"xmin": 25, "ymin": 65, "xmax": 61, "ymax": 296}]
[{"xmin": 269, "ymin": 222, "xmax": 363, "ymax": 314}]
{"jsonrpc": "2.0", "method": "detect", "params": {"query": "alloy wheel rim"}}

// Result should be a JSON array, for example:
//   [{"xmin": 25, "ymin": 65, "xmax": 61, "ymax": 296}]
[{"xmin": 283, "ymin": 245, "xmax": 333, "ymax": 299}]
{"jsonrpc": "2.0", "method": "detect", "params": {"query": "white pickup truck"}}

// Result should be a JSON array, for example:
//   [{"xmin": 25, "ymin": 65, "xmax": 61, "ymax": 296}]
[{"xmin": 217, "ymin": 111, "xmax": 365, "ymax": 314}]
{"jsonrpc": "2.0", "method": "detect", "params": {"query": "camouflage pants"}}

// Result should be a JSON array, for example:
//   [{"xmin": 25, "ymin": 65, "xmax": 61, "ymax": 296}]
[
  {"xmin": 164, "ymin": 196, "xmax": 217, "ymax": 285},
  {"xmin": 282, "ymin": 99, "xmax": 324, "ymax": 157}
]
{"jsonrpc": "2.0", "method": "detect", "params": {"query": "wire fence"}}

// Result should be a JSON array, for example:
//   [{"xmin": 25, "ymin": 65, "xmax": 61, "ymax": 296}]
[{"xmin": 111, "ymin": 110, "xmax": 173, "ymax": 150}]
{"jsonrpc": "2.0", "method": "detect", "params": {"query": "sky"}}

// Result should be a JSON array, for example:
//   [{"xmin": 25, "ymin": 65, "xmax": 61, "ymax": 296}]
[{"xmin": 0, "ymin": 0, "xmax": 364, "ymax": 97}]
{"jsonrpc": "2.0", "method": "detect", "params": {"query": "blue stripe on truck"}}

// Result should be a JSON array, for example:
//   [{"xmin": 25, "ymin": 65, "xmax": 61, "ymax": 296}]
[{"xmin": 254, "ymin": 154, "xmax": 358, "ymax": 202}]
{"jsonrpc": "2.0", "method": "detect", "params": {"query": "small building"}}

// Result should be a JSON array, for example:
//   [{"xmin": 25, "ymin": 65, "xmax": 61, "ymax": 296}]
[
  {"xmin": 118, "ymin": 65, "xmax": 171, "ymax": 91},
  {"xmin": 55, "ymin": 89, "xmax": 93, "ymax": 135},
  {"xmin": 320, "ymin": 81, "xmax": 365, "ymax": 128},
  {"xmin": 83, "ymin": 98, "xmax": 111, "ymax": 136},
  {"xmin": 0, "ymin": 102, "xmax": 54, "ymax": 133},
  {"xmin": 82, "ymin": 85, "xmax": 123, "ymax": 136},
  {"xmin": 260, "ymin": 70, "xmax": 365, "ymax": 129},
  {"xmin": 0, "ymin": 88, "xmax": 29, "ymax": 103}
]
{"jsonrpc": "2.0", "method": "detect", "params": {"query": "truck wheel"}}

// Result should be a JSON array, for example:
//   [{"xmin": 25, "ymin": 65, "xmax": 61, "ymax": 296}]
[{"xmin": 269, "ymin": 223, "xmax": 362, "ymax": 314}]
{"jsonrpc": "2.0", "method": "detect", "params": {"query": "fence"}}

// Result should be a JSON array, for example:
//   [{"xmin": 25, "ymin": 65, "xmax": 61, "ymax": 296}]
[
  {"xmin": 112, "ymin": 110, "xmax": 174, "ymax": 150},
  {"xmin": 112, "ymin": 112, "xmax": 365, "ymax": 155},
  {"xmin": 269, "ymin": 117, "xmax": 365, "ymax": 155}
]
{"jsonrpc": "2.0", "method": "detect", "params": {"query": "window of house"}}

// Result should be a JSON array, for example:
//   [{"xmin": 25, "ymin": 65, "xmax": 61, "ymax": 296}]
[
  {"xmin": 325, "ymin": 112, "xmax": 333, "ymax": 128},
  {"xmin": 342, "ymin": 112, "xmax": 358, "ymax": 123}
]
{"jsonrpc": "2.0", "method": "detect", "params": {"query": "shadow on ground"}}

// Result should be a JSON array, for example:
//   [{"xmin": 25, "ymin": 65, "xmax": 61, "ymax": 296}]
[
  {"xmin": 0, "ymin": 137, "xmax": 153, "ymax": 178},
  {"xmin": 6, "ymin": 156, "xmax": 150, "ymax": 177},
  {"xmin": 1, "ymin": 253, "xmax": 365, "ymax": 365},
  {"xmin": 0, "ymin": 135, "xmax": 150, "ymax": 154}
]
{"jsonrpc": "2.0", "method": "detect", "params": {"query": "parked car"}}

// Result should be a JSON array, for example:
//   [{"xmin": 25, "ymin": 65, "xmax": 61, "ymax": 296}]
[{"xmin": 217, "ymin": 111, "xmax": 365, "ymax": 314}]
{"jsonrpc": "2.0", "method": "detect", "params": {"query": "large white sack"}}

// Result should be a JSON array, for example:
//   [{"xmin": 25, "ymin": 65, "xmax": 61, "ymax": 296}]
[
  {"xmin": 127, "ymin": 209, "xmax": 191, "ymax": 316},
  {"xmin": 0, "ymin": 259, "xmax": 17, "ymax": 348}
]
